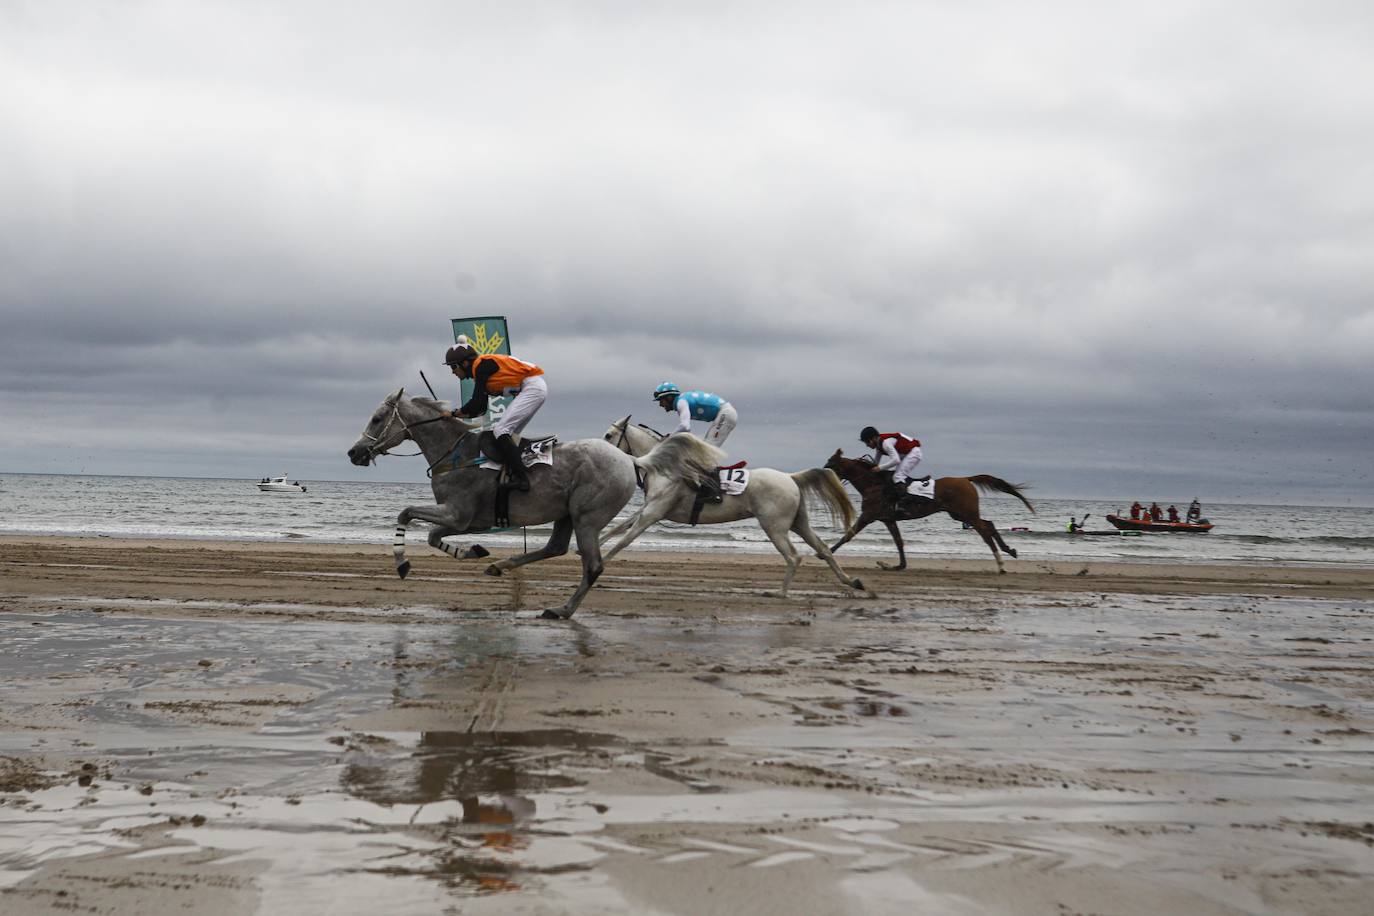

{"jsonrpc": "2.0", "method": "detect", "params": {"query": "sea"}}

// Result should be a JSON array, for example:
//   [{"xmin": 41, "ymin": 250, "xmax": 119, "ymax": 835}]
[{"xmin": 1, "ymin": 473, "xmax": 1372, "ymax": 568}]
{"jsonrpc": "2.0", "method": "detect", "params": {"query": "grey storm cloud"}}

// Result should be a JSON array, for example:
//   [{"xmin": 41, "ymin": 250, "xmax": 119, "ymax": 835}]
[{"xmin": 2, "ymin": 1, "xmax": 1372, "ymax": 503}]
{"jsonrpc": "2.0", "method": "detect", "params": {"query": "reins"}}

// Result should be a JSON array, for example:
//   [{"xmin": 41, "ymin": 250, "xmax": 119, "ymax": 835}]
[
  {"xmin": 830, "ymin": 457, "xmax": 885, "ymax": 499},
  {"xmin": 425, "ymin": 429, "xmax": 483, "ymax": 478},
  {"xmin": 361, "ymin": 401, "xmax": 477, "ymax": 473}
]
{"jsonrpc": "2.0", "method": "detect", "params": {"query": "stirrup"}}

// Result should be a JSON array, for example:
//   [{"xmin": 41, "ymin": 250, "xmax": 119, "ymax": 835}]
[{"xmin": 502, "ymin": 463, "xmax": 530, "ymax": 492}]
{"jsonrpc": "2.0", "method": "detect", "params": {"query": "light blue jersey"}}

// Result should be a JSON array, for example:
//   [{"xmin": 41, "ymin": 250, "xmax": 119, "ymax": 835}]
[{"xmin": 677, "ymin": 390, "xmax": 724, "ymax": 422}]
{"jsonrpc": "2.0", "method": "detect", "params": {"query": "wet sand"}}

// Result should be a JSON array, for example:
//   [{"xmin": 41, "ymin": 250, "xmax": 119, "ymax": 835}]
[{"xmin": 2, "ymin": 535, "xmax": 1372, "ymax": 914}]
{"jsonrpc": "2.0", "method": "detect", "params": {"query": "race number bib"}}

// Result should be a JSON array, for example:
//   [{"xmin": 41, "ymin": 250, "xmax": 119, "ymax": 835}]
[{"xmin": 719, "ymin": 467, "xmax": 749, "ymax": 496}]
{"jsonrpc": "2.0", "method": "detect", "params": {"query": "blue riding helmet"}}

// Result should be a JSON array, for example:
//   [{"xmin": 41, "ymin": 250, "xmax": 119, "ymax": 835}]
[{"xmin": 652, "ymin": 382, "xmax": 681, "ymax": 401}]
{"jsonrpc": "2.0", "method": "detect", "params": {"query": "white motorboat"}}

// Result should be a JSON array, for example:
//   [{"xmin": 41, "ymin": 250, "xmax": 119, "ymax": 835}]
[{"xmin": 258, "ymin": 474, "xmax": 307, "ymax": 493}]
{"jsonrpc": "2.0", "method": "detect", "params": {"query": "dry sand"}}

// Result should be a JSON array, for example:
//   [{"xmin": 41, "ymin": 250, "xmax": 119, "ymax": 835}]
[{"xmin": 1, "ymin": 535, "xmax": 1372, "ymax": 914}]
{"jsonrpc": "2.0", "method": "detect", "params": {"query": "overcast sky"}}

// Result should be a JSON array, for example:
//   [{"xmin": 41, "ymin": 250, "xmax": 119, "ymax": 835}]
[{"xmin": 2, "ymin": 1, "xmax": 1371, "ymax": 505}]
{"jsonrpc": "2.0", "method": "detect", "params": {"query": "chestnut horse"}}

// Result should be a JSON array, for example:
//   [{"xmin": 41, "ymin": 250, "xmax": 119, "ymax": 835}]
[{"xmin": 825, "ymin": 450, "xmax": 1034, "ymax": 573}]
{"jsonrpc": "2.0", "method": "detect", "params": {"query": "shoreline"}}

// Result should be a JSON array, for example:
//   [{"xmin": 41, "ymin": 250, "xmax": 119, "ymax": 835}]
[{"xmin": 3, "ymin": 534, "xmax": 1373, "ymax": 609}]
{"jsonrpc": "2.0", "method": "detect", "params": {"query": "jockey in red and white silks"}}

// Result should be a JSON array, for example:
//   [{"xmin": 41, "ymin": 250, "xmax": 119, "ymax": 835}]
[{"xmin": 860, "ymin": 426, "xmax": 923, "ymax": 484}]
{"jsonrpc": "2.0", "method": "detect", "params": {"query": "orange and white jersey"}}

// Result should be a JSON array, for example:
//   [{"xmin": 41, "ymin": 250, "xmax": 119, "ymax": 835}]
[{"xmin": 474, "ymin": 354, "xmax": 544, "ymax": 394}]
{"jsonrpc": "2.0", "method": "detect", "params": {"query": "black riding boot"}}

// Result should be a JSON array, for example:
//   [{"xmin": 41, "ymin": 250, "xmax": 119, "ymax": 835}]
[
  {"xmin": 886, "ymin": 478, "xmax": 907, "ymax": 513},
  {"xmin": 495, "ymin": 434, "xmax": 530, "ymax": 492}
]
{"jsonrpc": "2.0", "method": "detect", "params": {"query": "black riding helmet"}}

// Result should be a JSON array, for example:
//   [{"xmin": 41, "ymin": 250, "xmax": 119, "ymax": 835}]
[
  {"xmin": 859, "ymin": 426, "xmax": 879, "ymax": 443},
  {"xmin": 445, "ymin": 344, "xmax": 477, "ymax": 366}
]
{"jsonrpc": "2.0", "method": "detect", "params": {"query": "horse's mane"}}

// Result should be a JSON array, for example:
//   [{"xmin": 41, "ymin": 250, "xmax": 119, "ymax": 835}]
[
  {"xmin": 409, "ymin": 395, "xmax": 447, "ymax": 414},
  {"xmin": 636, "ymin": 433, "xmax": 725, "ymax": 482},
  {"xmin": 402, "ymin": 392, "xmax": 481, "ymax": 429}
]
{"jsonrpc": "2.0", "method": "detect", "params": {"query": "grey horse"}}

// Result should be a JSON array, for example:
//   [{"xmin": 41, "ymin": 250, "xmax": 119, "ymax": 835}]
[
  {"xmin": 601, "ymin": 417, "xmax": 871, "ymax": 598},
  {"xmin": 348, "ymin": 388, "xmax": 658, "ymax": 619}
]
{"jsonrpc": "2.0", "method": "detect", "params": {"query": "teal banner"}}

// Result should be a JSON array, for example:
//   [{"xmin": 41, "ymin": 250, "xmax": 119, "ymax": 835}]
[{"xmin": 450, "ymin": 316, "xmax": 511, "ymax": 429}]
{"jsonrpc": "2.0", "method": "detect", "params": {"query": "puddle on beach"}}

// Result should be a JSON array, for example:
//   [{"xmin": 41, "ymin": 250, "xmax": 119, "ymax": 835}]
[{"xmin": 2, "ymin": 593, "xmax": 1373, "ymax": 912}]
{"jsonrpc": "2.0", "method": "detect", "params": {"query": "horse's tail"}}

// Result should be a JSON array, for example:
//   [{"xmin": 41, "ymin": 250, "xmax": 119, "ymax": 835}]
[
  {"xmin": 632, "ymin": 434, "xmax": 725, "ymax": 487},
  {"xmin": 967, "ymin": 475, "xmax": 1035, "ymax": 513},
  {"xmin": 791, "ymin": 467, "xmax": 857, "ymax": 531}
]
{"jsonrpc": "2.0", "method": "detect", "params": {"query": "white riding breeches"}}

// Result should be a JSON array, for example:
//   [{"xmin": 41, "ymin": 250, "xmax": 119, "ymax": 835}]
[
  {"xmin": 893, "ymin": 447, "xmax": 923, "ymax": 483},
  {"xmin": 493, "ymin": 375, "xmax": 547, "ymax": 438},
  {"xmin": 703, "ymin": 402, "xmax": 737, "ymax": 446}
]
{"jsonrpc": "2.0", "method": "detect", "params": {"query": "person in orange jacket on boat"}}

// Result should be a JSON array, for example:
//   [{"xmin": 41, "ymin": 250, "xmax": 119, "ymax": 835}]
[
  {"xmin": 1167, "ymin": 505, "xmax": 1180, "ymax": 523},
  {"xmin": 442, "ymin": 337, "xmax": 547, "ymax": 491},
  {"xmin": 1130, "ymin": 502, "xmax": 1143, "ymax": 520},
  {"xmin": 1149, "ymin": 502, "xmax": 1162, "ymax": 522}
]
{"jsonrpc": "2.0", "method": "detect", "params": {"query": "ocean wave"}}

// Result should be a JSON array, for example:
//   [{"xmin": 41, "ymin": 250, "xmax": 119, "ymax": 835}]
[{"xmin": 1310, "ymin": 535, "xmax": 1374, "ymax": 548}]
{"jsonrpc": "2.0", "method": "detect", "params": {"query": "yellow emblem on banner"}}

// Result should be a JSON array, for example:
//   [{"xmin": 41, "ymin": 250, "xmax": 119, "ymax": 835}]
[{"xmin": 469, "ymin": 323, "xmax": 505, "ymax": 355}]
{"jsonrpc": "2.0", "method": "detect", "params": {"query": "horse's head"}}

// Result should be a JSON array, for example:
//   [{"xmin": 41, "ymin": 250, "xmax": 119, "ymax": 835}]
[
  {"xmin": 603, "ymin": 415, "xmax": 632, "ymax": 454},
  {"xmin": 826, "ymin": 448, "xmax": 861, "ymax": 478},
  {"xmin": 348, "ymin": 388, "xmax": 408, "ymax": 466},
  {"xmin": 825, "ymin": 449, "xmax": 877, "ymax": 482},
  {"xmin": 347, "ymin": 389, "xmax": 478, "ymax": 466}
]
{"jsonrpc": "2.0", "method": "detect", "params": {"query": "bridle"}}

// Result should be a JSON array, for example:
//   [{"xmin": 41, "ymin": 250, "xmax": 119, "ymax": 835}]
[
  {"xmin": 610, "ymin": 417, "xmax": 632, "ymax": 453},
  {"xmin": 827, "ymin": 453, "xmax": 878, "ymax": 493},
  {"xmin": 607, "ymin": 417, "xmax": 668, "ymax": 456},
  {"xmin": 359, "ymin": 400, "xmax": 471, "ymax": 474},
  {"xmin": 608, "ymin": 417, "xmax": 655, "ymax": 491}
]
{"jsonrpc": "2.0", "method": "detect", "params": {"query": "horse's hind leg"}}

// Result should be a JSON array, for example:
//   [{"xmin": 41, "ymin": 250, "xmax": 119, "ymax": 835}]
[
  {"xmin": 877, "ymin": 520, "xmax": 907, "ymax": 571},
  {"xmin": 964, "ymin": 518, "xmax": 1006, "ymax": 573},
  {"xmin": 792, "ymin": 514, "xmax": 869, "ymax": 595},
  {"xmin": 485, "ymin": 517, "xmax": 573, "ymax": 577},
  {"xmin": 989, "ymin": 525, "xmax": 1018, "ymax": 559},
  {"xmin": 542, "ymin": 518, "xmax": 608, "ymax": 620},
  {"xmin": 759, "ymin": 519, "xmax": 801, "ymax": 598}
]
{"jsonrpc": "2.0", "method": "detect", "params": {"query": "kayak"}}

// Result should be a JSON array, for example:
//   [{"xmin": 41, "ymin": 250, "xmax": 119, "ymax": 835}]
[
  {"xmin": 1106, "ymin": 514, "xmax": 1213, "ymax": 533},
  {"xmin": 1071, "ymin": 529, "xmax": 1143, "ymax": 537}
]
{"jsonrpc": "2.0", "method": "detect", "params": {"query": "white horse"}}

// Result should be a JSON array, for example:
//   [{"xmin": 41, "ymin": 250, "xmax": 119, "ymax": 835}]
[{"xmin": 601, "ymin": 418, "xmax": 871, "ymax": 598}]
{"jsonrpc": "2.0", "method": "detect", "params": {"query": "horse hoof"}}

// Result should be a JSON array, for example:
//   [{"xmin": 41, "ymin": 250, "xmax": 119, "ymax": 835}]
[
  {"xmin": 1006, "ymin": 548, "xmax": 1018, "ymax": 559},
  {"xmin": 876, "ymin": 561, "xmax": 905, "ymax": 571},
  {"xmin": 850, "ymin": 578, "xmax": 866, "ymax": 592},
  {"xmin": 484, "ymin": 564, "xmax": 504, "ymax": 577},
  {"xmin": 396, "ymin": 561, "xmax": 410, "ymax": 580},
  {"xmin": 461, "ymin": 544, "xmax": 490, "ymax": 559},
  {"xmin": 539, "ymin": 609, "xmax": 562, "ymax": 620}
]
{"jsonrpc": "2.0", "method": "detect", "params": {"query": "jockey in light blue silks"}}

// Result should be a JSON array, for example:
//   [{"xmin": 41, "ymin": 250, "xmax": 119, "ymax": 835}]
[{"xmin": 653, "ymin": 382, "xmax": 737, "ymax": 447}]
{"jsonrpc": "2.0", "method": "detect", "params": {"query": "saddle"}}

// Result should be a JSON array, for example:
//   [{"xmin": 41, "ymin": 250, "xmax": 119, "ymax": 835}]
[
  {"xmin": 886, "ymin": 473, "xmax": 934, "ymax": 512},
  {"xmin": 476, "ymin": 430, "xmax": 557, "ymax": 467},
  {"xmin": 689, "ymin": 461, "xmax": 748, "ymax": 525},
  {"xmin": 476, "ymin": 430, "xmax": 559, "ymax": 527}
]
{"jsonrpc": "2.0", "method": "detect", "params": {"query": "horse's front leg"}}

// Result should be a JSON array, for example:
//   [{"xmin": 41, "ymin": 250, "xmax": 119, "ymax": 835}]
[
  {"xmin": 876, "ymin": 520, "xmax": 907, "ymax": 571},
  {"xmin": 394, "ymin": 504, "xmax": 470, "ymax": 579},
  {"xmin": 601, "ymin": 489, "xmax": 677, "ymax": 561},
  {"xmin": 597, "ymin": 508, "xmax": 642, "ymax": 548},
  {"xmin": 830, "ymin": 515, "xmax": 875, "ymax": 554}
]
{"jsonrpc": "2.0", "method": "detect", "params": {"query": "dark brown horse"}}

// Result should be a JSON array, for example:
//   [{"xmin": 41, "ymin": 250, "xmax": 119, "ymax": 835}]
[{"xmin": 825, "ymin": 450, "xmax": 1035, "ymax": 573}]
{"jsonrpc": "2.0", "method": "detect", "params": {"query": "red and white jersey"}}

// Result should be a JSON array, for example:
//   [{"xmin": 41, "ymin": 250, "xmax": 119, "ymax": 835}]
[{"xmin": 874, "ymin": 432, "xmax": 921, "ymax": 471}]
